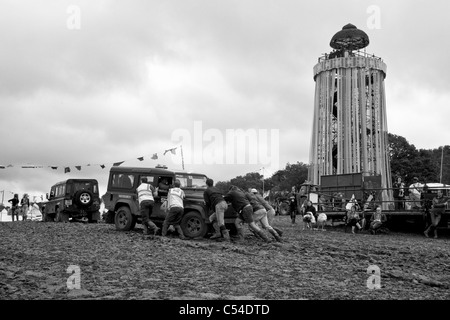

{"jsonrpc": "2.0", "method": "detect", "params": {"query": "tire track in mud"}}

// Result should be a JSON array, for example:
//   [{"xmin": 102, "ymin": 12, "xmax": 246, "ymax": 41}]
[{"xmin": 1, "ymin": 219, "xmax": 449, "ymax": 300}]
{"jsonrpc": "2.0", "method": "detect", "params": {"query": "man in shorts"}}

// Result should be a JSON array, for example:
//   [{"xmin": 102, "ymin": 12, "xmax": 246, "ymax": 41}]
[{"xmin": 224, "ymin": 186, "xmax": 270, "ymax": 243}]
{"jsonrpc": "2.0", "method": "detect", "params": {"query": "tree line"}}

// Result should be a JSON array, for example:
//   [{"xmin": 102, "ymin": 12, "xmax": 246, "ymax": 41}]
[{"xmin": 216, "ymin": 133, "xmax": 450, "ymax": 195}]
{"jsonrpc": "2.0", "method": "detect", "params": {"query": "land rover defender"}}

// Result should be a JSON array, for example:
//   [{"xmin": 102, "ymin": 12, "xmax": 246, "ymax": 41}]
[
  {"xmin": 102, "ymin": 166, "xmax": 237, "ymax": 238},
  {"xmin": 43, "ymin": 179, "xmax": 101, "ymax": 222}
]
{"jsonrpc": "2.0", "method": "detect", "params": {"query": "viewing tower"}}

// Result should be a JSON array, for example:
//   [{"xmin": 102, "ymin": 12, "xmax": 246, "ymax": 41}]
[{"xmin": 308, "ymin": 23, "xmax": 393, "ymax": 206}]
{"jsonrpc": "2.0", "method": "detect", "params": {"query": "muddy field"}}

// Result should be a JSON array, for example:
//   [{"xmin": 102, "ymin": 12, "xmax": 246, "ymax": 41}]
[{"xmin": 1, "ymin": 216, "xmax": 449, "ymax": 302}]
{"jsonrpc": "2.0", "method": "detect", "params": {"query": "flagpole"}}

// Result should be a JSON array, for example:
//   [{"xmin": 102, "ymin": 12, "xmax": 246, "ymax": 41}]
[
  {"xmin": 261, "ymin": 167, "xmax": 265, "ymax": 195},
  {"xmin": 180, "ymin": 145, "xmax": 185, "ymax": 171},
  {"xmin": 0, "ymin": 190, "xmax": 3, "ymax": 222},
  {"xmin": 440, "ymin": 146, "xmax": 444, "ymax": 183}
]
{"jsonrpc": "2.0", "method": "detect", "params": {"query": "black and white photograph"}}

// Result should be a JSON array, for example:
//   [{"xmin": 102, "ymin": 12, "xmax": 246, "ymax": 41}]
[{"xmin": 1, "ymin": 0, "xmax": 449, "ymax": 309}]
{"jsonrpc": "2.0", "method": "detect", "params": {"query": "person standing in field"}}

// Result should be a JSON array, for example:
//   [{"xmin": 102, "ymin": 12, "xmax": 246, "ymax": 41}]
[
  {"xmin": 203, "ymin": 178, "xmax": 230, "ymax": 241},
  {"xmin": 162, "ymin": 179, "xmax": 186, "ymax": 240},
  {"xmin": 393, "ymin": 176, "xmax": 406, "ymax": 210},
  {"xmin": 408, "ymin": 177, "xmax": 422, "ymax": 209},
  {"xmin": 20, "ymin": 194, "xmax": 30, "ymax": 221},
  {"xmin": 8, "ymin": 194, "xmax": 20, "ymax": 222},
  {"xmin": 136, "ymin": 177, "xmax": 159, "ymax": 238}
]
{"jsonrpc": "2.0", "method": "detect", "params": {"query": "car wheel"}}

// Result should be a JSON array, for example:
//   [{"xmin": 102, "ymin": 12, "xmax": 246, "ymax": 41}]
[
  {"xmin": 180, "ymin": 211, "xmax": 207, "ymax": 239},
  {"xmin": 75, "ymin": 190, "xmax": 93, "ymax": 207},
  {"xmin": 114, "ymin": 206, "xmax": 134, "ymax": 231}
]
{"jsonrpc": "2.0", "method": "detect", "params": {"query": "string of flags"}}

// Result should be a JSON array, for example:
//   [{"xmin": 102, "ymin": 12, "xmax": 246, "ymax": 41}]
[{"xmin": 0, "ymin": 147, "xmax": 180, "ymax": 174}]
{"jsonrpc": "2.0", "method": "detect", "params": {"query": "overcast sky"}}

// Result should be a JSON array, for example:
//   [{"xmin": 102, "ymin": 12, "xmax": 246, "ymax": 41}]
[{"xmin": 1, "ymin": 0, "xmax": 449, "ymax": 202}]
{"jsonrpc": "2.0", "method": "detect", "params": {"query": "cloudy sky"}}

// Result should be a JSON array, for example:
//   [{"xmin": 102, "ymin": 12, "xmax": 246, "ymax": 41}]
[{"xmin": 1, "ymin": 0, "xmax": 449, "ymax": 202}]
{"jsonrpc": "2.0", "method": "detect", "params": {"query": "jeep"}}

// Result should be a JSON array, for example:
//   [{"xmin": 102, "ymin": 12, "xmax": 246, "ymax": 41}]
[
  {"xmin": 43, "ymin": 179, "xmax": 101, "ymax": 222},
  {"xmin": 102, "ymin": 166, "xmax": 237, "ymax": 238}
]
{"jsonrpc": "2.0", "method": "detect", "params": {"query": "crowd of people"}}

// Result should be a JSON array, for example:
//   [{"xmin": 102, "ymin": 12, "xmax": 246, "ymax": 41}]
[
  {"xmin": 4, "ymin": 175, "xmax": 447, "ymax": 241},
  {"xmin": 136, "ymin": 177, "xmax": 283, "ymax": 243},
  {"xmin": 0, "ymin": 193, "xmax": 42, "ymax": 222},
  {"xmin": 0, "ymin": 193, "xmax": 42, "ymax": 221}
]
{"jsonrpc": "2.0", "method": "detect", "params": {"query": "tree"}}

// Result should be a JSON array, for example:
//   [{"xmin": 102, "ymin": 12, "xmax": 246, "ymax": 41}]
[
  {"xmin": 216, "ymin": 162, "xmax": 309, "ymax": 196},
  {"xmin": 388, "ymin": 133, "xmax": 418, "ymax": 181},
  {"xmin": 229, "ymin": 172, "xmax": 264, "ymax": 192},
  {"xmin": 428, "ymin": 145, "xmax": 450, "ymax": 185},
  {"xmin": 215, "ymin": 181, "xmax": 232, "ymax": 194},
  {"xmin": 388, "ymin": 133, "xmax": 448, "ymax": 185},
  {"xmin": 269, "ymin": 162, "xmax": 309, "ymax": 192}
]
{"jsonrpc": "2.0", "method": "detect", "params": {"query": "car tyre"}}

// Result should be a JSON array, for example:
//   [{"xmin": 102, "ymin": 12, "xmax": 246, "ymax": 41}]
[
  {"xmin": 180, "ymin": 211, "xmax": 207, "ymax": 239},
  {"xmin": 75, "ymin": 190, "xmax": 93, "ymax": 207},
  {"xmin": 114, "ymin": 206, "xmax": 134, "ymax": 231}
]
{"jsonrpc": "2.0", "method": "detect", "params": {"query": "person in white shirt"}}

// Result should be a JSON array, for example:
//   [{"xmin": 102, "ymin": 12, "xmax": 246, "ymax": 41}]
[
  {"xmin": 137, "ymin": 177, "xmax": 159, "ymax": 237},
  {"xmin": 408, "ymin": 177, "xmax": 422, "ymax": 209},
  {"xmin": 161, "ymin": 179, "xmax": 186, "ymax": 239}
]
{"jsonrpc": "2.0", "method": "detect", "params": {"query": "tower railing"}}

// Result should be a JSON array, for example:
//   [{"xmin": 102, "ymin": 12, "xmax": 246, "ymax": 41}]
[
  {"xmin": 318, "ymin": 50, "xmax": 383, "ymax": 63},
  {"xmin": 304, "ymin": 185, "xmax": 450, "ymax": 214}
]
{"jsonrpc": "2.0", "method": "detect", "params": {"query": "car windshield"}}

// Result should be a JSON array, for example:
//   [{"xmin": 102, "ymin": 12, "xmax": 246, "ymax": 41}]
[{"xmin": 175, "ymin": 174, "xmax": 207, "ymax": 189}]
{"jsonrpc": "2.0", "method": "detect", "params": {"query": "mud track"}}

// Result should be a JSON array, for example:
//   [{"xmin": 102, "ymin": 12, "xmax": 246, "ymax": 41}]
[{"xmin": 1, "ymin": 216, "xmax": 449, "ymax": 300}]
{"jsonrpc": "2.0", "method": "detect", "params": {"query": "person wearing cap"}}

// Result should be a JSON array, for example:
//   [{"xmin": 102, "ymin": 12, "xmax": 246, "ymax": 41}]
[
  {"xmin": 245, "ymin": 189, "xmax": 281, "ymax": 242},
  {"xmin": 161, "ymin": 179, "xmax": 186, "ymax": 239},
  {"xmin": 250, "ymin": 188, "xmax": 283, "ymax": 238},
  {"xmin": 203, "ymin": 178, "xmax": 230, "ymax": 241},
  {"xmin": 224, "ymin": 186, "xmax": 270, "ymax": 243},
  {"xmin": 408, "ymin": 177, "xmax": 422, "ymax": 209}
]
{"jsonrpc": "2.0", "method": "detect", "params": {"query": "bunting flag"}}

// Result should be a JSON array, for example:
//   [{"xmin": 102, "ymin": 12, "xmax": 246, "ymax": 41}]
[
  {"xmin": 0, "ymin": 147, "xmax": 180, "ymax": 173},
  {"xmin": 164, "ymin": 147, "xmax": 177, "ymax": 155}
]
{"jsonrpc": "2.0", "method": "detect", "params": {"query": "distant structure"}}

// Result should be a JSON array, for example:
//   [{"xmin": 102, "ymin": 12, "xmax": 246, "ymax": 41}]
[{"xmin": 308, "ymin": 23, "xmax": 393, "ymax": 207}]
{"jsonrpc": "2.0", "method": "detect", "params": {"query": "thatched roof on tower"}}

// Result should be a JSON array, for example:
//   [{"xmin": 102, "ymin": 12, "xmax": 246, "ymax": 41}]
[{"xmin": 330, "ymin": 23, "xmax": 369, "ymax": 51}]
